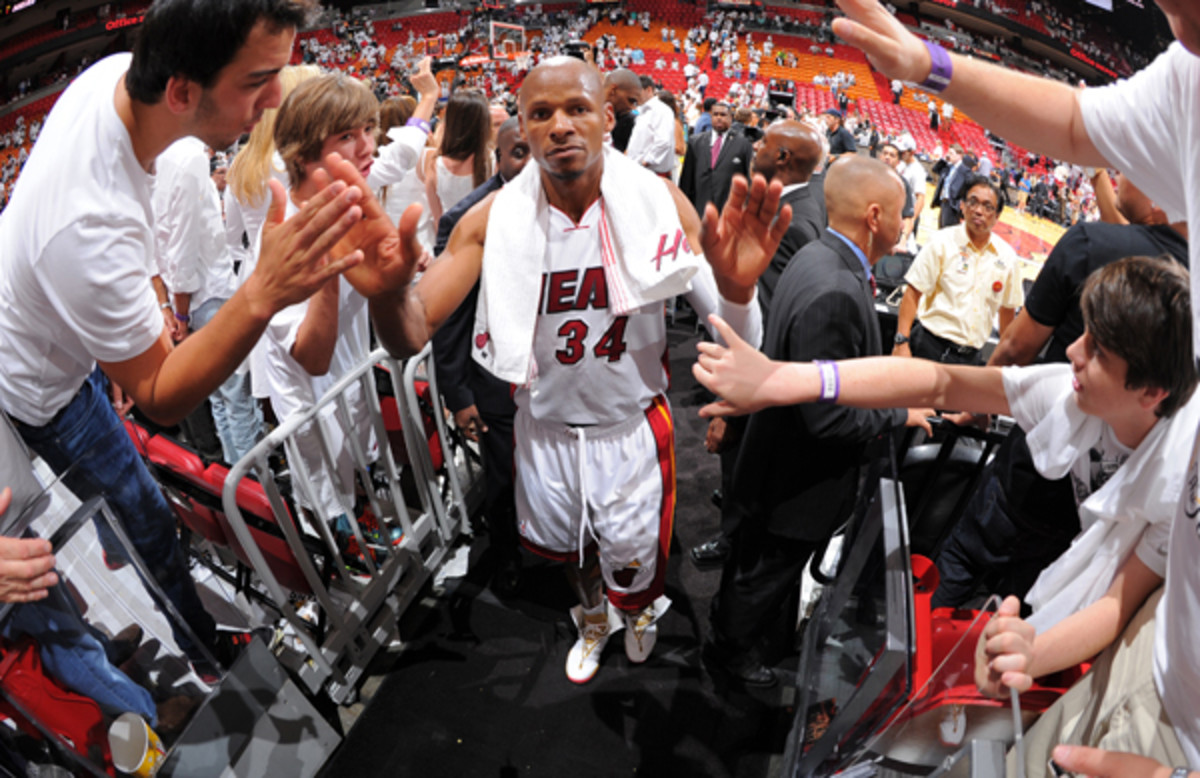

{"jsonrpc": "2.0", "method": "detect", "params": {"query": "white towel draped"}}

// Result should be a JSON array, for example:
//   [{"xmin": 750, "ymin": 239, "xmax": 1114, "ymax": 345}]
[{"xmin": 471, "ymin": 146, "xmax": 703, "ymax": 385}]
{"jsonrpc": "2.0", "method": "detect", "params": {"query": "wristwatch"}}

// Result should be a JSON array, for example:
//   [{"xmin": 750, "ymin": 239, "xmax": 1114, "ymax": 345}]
[
  {"xmin": 1170, "ymin": 769, "xmax": 1191, "ymax": 778},
  {"xmin": 894, "ymin": 332, "xmax": 910, "ymax": 345}
]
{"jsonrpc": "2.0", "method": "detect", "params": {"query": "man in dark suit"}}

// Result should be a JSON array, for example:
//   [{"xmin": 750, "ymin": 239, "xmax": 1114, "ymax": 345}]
[
  {"xmin": 689, "ymin": 119, "xmax": 827, "ymax": 571},
  {"xmin": 679, "ymin": 102, "xmax": 753, "ymax": 218},
  {"xmin": 431, "ymin": 118, "xmax": 531, "ymax": 596},
  {"xmin": 703, "ymin": 156, "xmax": 931, "ymax": 687},
  {"xmin": 937, "ymin": 148, "xmax": 976, "ymax": 228}
]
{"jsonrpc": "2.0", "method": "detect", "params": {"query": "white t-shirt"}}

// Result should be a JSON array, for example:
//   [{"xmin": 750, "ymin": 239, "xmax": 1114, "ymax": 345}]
[
  {"xmin": 0, "ymin": 54, "xmax": 162, "ymax": 425},
  {"xmin": 1158, "ymin": 425, "xmax": 1200, "ymax": 768},
  {"xmin": 518, "ymin": 198, "xmax": 758, "ymax": 426},
  {"xmin": 1079, "ymin": 42, "xmax": 1200, "ymax": 763},
  {"xmin": 1003, "ymin": 364, "xmax": 1170, "ymax": 576},
  {"xmin": 152, "ymin": 136, "xmax": 237, "ymax": 308},
  {"xmin": 260, "ymin": 206, "xmax": 376, "ymax": 519},
  {"xmin": 900, "ymin": 158, "xmax": 927, "ymax": 202},
  {"xmin": 626, "ymin": 97, "xmax": 676, "ymax": 175},
  {"xmin": 1081, "ymin": 42, "xmax": 1200, "ymax": 357}
]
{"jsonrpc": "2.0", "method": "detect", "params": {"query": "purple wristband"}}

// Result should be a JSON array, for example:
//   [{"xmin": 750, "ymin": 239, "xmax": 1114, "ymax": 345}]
[
  {"xmin": 405, "ymin": 117, "xmax": 432, "ymax": 134},
  {"xmin": 814, "ymin": 360, "xmax": 840, "ymax": 404},
  {"xmin": 920, "ymin": 40, "xmax": 953, "ymax": 93}
]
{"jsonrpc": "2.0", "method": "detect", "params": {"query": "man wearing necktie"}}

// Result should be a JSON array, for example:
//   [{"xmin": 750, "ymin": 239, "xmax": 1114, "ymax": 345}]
[{"xmin": 680, "ymin": 102, "xmax": 753, "ymax": 218}]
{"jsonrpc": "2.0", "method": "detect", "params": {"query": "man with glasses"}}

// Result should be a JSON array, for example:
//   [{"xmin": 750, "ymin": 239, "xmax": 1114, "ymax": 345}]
[{"xmin": 893, "ymin": 176, "xmax": 1023, "ymax": 365}]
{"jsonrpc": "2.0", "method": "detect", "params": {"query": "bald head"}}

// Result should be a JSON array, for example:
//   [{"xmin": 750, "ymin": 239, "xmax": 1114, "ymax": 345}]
[
  {"xmin": 603, "ymin": 67, "xmax": 642, "ymax": 117},
  {"xmin": 521, "ymin": 57, "xmax": 604, "ymax": 114},
  {"xmin": 824, "ymin": 156, "xmax": 906, "ymax": 262},
  {"xmin": 753, "ymin": 120, "xmax": 823, "ymax": 185}
]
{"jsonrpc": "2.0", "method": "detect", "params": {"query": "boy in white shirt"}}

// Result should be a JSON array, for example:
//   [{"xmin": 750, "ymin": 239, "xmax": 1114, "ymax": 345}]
[
  {"xmin": 692, "ymin": 256, "xmax": 1199, "ymax": 773},
  {"xmin": 268, "ymin": 73, "xmax": 391, "ymax": 559}
]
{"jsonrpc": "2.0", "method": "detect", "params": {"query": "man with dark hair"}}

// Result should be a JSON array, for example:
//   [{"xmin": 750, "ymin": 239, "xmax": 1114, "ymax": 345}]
[
  {"xmin": 0, "ymin": 0, "xmax": 365, "ymax": 679},
  {"xmin": 693, "ymin": 96, "xmax": 718, "ymax": 135},
  {"xmin": 894, "ymin": 176, "xmax": 1023, "ymax": 365},
  {"xmin": 679, "ymin": 102, "xmax": 752, "ymax": 220},
  {"xmin": 937, "ymin": 147, "xmax": 976, "ymax": 227},
  {"xmin": 878, "ymin": 140, "xmax": 916, "ymax": 247},
  {"xmin": 822, "ymin": 108, "xmax": 856, "ymax": 157},
  {"xmin": 432, "ymin": 117, "xmax": 531, "ymax": 596},
  {"xmin": 627, "ymin": 75, "xmax": 675, "ymax": 176}
]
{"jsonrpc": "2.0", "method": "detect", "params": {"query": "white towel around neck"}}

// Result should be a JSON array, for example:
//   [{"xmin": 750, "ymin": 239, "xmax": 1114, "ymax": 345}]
[
  {"xmin": 471, "ymin": 145, "xmax": 703, "ymax": 385},
  {"xmin": 1024, "ymin": 380, "xmax": 1200, "ymax": 632}
]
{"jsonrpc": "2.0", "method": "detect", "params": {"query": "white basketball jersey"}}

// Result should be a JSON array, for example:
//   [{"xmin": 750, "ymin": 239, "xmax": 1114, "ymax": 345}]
[{"xmin": 517, "ymin": 198, "xmax": 669, "ymax": 426}]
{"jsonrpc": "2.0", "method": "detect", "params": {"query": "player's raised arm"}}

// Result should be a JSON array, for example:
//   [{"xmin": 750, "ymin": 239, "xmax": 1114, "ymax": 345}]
[
  {"xmin": 693, "ymin": 314, "xmax": 1010, "ymax": 417},
  {"xmin": 832, "ymin": 0, "xmax": 1104, "ymax": 166},
  {"xmin": 694, "ymin": 174, "xmax": 792, "ymax": 304}
]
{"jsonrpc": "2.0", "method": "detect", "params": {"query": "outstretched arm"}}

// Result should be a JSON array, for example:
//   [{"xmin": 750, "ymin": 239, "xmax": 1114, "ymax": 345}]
[
  {"xmin": 100, "ymin": 173, "xmax": 364, "ymax": 425},
  {"xmin": 693, "ymin": 314, "xmax": 1010, "ymax": 417},
  {"xmin": 832, "ymin": 0, "xmax": 1105, "ymax": 166}
]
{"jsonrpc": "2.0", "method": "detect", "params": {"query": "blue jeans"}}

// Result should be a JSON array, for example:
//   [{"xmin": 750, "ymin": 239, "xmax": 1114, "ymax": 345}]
[
  {"xmin": 11, "ymin": 369, "xmax": 216, "ymax": 659},
  {"xmin": 191, "ymin": 298, "xmax": 264, "ymax": 465},
  {"xmin": 5, "ymin": 586, "xmax": 156, "ymax": 724}
]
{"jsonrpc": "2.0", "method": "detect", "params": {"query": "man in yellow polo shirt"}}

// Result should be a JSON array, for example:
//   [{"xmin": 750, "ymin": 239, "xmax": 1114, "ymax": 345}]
[{"xmin": 893, "ymin": 176, "xmax": 1023, "ymax": 364}]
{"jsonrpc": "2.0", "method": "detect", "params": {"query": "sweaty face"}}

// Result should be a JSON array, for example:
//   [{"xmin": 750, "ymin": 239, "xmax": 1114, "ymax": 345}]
[
  {"xmin": 521, "ymin": 64, "xmax": 609, "ymax": 182},
  {"xmin": 710, "ymin": 105, "xmax": 732, "ymax": 133},
  {"xmin": 191, "ymin": 21, "xmax": 294, "ymax": 150}
]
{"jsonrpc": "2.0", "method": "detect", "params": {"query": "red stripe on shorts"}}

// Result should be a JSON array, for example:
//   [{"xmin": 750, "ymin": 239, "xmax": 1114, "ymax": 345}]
[{"xmin": 609, "ymin": 395, "xmax": 675, "ymax": 612}]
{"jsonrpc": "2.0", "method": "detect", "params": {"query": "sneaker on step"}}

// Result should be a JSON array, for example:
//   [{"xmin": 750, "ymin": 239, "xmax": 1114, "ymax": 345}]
[{"xmin": 566, "ymin": 605, "xmax": 612, "ymax": 685}]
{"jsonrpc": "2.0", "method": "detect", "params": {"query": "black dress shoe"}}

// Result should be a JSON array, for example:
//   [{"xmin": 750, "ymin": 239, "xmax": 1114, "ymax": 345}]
[
  {"xmin": 690, "ymin": 536, "xmax": 731, "ymax": 569},
  {"xmin": 491, "ymin": 553, "xmax": 522, "ymax": 598},
  {"xmin": 701, "ymin": 642, "xmax": 778, "ymax": 688}
]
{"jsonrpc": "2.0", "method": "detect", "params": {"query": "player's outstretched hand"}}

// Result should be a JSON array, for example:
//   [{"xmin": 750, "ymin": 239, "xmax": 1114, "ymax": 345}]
[
  {"xmin": 701, "ymin": 174, "xmax": 791, "ymax": 301},
  {"xmin": 1049, "ymin": 745, "xmax": 1182, "ymax": 778},
  {"xmin": 695, "ymin": 314, "xmax": 791, "ymax": 417},
  {"xmin": 0, "ymin": 488, "xmax": 58, "ymax": 604},
  {"xmin": 323, "ymin": 152, "xmax": 426, "ymax": 299},
  {"xmin": 974, "ymin": 594, "xmax": 1036, "ymax": 699},
  {"xmin": 832, "ymin": 0, "xmax": 931, "ymax": 83},
  {"xmin": 250, "ymin": 172, "xmax": 364, "ymax": 317}
]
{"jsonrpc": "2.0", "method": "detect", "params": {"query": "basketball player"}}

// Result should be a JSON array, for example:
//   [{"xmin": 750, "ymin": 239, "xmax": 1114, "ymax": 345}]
[{"xmin": 327, "ymin": 56, "xmax": 791, "ymax": 683}]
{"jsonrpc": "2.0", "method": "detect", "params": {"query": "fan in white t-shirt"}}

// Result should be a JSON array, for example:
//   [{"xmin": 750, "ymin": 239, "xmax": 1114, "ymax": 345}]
[{"xmin": 266, "ymin": 73, "xmax": 396, "ymax": 554}]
